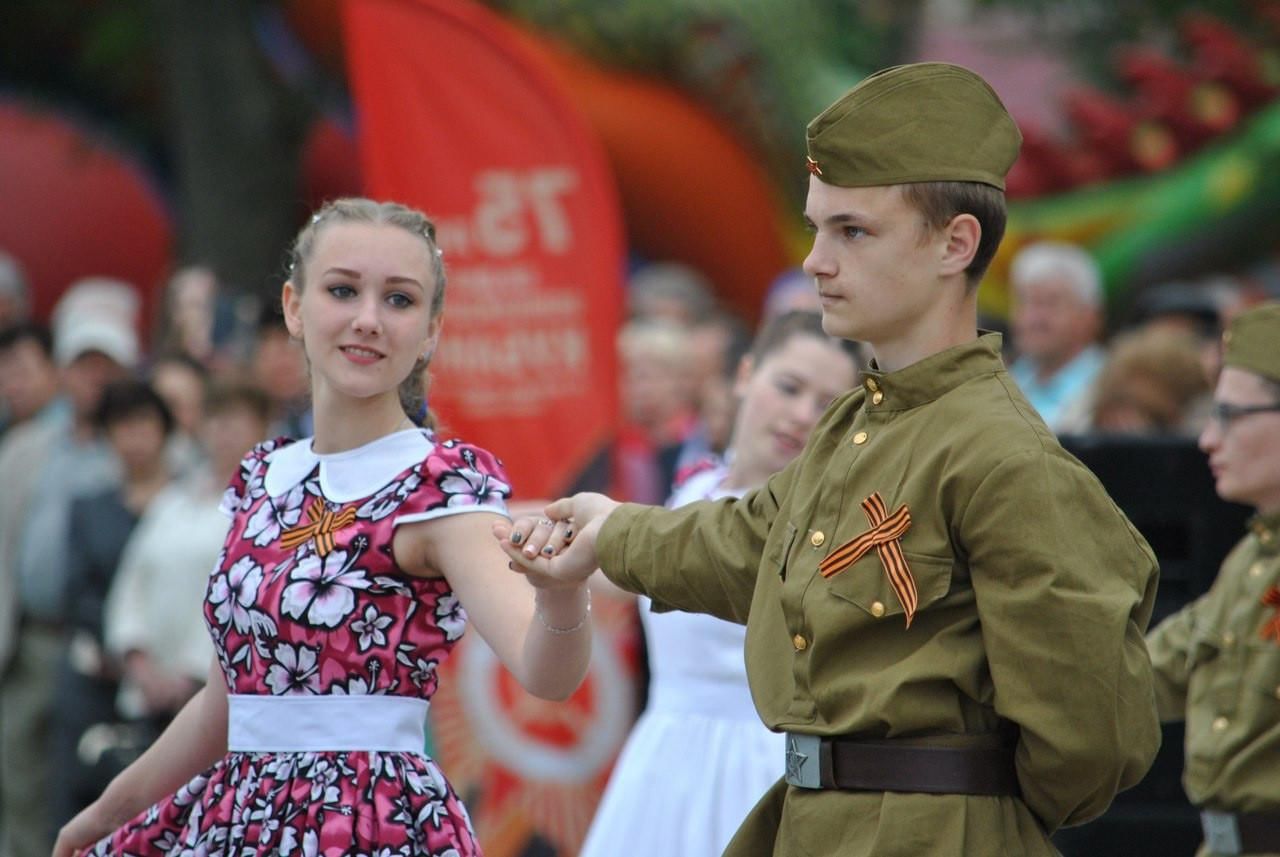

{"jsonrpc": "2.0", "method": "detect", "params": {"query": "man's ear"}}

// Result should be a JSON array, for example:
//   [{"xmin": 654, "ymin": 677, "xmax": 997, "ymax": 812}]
[
  {"xmin": 281, "ymin": 281, "xmax": 303, "ymax": 338},
  {"xmin": 939, "ymin": 213, "xmax": 981, "ymax": 278}
]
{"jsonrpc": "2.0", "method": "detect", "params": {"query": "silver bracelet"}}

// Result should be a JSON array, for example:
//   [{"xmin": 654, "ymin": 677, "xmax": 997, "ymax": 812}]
[{"xmin": 535, "ymin": 588, "xmax": 591, "ymax": 635}]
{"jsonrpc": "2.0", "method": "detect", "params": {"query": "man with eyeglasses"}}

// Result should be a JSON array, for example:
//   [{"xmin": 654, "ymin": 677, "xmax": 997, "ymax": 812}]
[{"xmin": 1147, "ymin": 302, "xmax": 1280, "ymax": 857}]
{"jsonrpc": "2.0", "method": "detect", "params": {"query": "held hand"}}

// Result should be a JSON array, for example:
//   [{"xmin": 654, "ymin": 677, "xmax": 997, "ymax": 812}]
[{"xmin": 492, "ymin": 492, "xmax": 619, "ymax": 587}]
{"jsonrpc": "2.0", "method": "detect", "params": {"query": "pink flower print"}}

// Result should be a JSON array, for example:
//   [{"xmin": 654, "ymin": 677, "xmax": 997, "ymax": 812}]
[
  {"xmin": 208, "ymin": 557, "xmax": 264, "ymax": 634},
  {"xmin": 243, "ymin": 482, "xmax": 307, "ymax": 547},
  {"xmin": 265, "ymin": 641, "xmax": 321, "ymax": 694},
  {"xmin": 280, "ymin": 547, "xmax": 371, "ymax": 628},
  {"xmin": 438, "ymin": 448, "xmax": 510, "ymax": 508},
  {"xmin": 357, "ymin": 470, "xmax": 424, "ymax": 521},
  {"xmin": 434, "ymin": 592, "xmax": 466, "ymax": 642},
  {"xmin": 351, "ymin": 604, "xmax": 394, "ymax": 652}
]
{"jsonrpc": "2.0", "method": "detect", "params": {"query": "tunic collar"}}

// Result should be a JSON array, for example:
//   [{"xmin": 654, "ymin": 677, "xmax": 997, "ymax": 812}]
[
  {"xmin": 1248, "ymin": 511, "xmax": 1280, "ymax": 554},
  {"xmin": 861, "ymin": 332, "xmax": 1006, "ymax": 412},
  {"xmin": 263, "ymin": 428, "xmax": 434, "ymax": 502}
]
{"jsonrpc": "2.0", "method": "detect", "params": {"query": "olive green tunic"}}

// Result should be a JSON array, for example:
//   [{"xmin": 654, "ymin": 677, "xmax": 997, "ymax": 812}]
[
  {"xmin": 1148, "ymin": 512, "xmax": 1280, "ymax": 857},
  {"xmin": 599, "ymin": 334, "xmax": 1161, "ymax": 857}
]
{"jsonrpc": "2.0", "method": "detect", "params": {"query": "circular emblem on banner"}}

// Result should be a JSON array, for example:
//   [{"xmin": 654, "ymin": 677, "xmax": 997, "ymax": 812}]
[
  {"xmin": 456, "ymin": 630, "xmax": 633, "ymax": 784},
  {"xmin": 430, "ymin": 596, "xmax": 642, "ymax": 855}
]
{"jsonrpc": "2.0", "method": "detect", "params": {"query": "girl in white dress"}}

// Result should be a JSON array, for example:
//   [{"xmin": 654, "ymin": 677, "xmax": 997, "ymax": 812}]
[{"xmin": 580, "ymin": 310, "xmax": 861, "ymax": 857}]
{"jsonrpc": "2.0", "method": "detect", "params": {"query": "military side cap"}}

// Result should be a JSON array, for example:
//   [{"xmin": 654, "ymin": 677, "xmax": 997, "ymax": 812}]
[
  {"xmin": 805, "ymin": 62, "xmax": 1022, "ymax": 190},
  {"xmin": 1223, "ymin": 302, "xmax": 1280, "ymax": 383}
]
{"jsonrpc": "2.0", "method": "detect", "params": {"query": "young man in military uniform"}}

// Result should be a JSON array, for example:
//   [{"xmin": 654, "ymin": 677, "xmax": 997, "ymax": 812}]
[
  {"xmin": 498, "ymin": 63, "xmax": 1161, "ymax": 856},
  {"xmin": 1147, "ymin": 303, "xmax": 1280, "ymax": 857}
]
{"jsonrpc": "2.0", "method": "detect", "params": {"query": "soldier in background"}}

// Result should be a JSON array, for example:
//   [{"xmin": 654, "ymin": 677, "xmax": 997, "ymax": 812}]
[{"xmin": 1147, "ymin": 302, "xmax": 1280, "ymax": 857}]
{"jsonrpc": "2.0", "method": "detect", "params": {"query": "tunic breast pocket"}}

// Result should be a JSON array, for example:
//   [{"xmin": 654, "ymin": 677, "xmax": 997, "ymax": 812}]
[
  {"xmin": 1246, "ymin": 644, "xmax": 1280, "ymax": 714},
  {"xmin": 769, "ymin": 522, "xmax": 799, "ymax": 581},
  {"xmin": 825, "ymin": 552, "xmax": 954, "ymax": 622}
]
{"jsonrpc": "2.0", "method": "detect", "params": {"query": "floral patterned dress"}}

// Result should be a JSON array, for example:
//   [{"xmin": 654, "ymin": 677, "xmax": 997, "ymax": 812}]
[{"xmin": 87, "ymin": 428, "xmax": 511, "ymax": 857}]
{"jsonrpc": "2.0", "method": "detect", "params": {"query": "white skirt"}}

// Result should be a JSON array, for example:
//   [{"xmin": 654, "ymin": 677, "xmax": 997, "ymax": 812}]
[{"xmin": 579, "ymin": 702, "xmax": 783, "ymax": 857}]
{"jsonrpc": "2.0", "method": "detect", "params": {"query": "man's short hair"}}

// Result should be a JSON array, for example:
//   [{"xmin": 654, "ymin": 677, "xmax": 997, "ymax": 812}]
[
  {"xmin": 0, "ymin": 321, "xmax": 53, "ymax": 359},
  {"xmin": 93, "ymin": 378, "xmax": 175, "ymax": 435},
  {"xmin": 899, "ymin": 182, "xmax": 1008, "ymax": 287},
  {"xmin": 1009, "ymin": 241, "xmax": 1103, "ymax": 307}
]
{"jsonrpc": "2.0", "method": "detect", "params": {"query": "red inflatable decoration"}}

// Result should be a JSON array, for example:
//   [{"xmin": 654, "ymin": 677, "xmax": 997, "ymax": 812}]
[
  {"xmin": 0, "ymin": 100, "xmax": 172, "ymax": 329},
  {"xmin": 510, "ymin": 32, "xmax": 796, "ymax": 325}
]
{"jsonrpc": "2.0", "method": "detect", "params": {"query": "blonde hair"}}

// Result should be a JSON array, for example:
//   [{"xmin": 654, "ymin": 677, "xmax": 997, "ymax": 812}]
[{"xmin": 287, "ymin": 198, "xmax": 445, "ymax": 427}]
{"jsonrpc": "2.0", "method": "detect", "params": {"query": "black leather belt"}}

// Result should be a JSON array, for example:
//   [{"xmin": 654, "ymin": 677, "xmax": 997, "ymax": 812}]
[
  {"xmin": 784, "ymin": 733, "xmax": 1020, "ymax": 796},
  {"xmin": 1201, "ymin": 809, "xmax": 1280, "ymax": 855}
]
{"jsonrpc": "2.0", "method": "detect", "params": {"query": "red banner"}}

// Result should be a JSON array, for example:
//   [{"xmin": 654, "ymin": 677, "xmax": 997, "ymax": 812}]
[
  {"xmin": 343, "ymin": 5, "xmax": 635, "ymax": 857},
  {"xmin": 343, "ymin": 0, "xmax": 623, "ymax": 499}
]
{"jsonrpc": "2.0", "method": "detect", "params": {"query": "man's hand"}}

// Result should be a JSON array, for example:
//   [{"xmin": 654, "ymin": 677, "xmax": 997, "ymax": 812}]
[{"xmin": 493, "ymin": 492, "xmax": 620, "ymax": 587}]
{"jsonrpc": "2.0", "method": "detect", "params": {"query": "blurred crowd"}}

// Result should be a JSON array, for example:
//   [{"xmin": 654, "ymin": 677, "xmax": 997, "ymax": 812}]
[
  {"xmin": 0, "ymin": 255, "xmax": 309, "ymax": 857},
  {"xmin": 0, "ymin": 237, "xmax": 1274, "ymax": 856}
]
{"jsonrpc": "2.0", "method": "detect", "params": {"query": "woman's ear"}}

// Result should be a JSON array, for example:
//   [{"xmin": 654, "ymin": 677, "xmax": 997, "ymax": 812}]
[
  {"xmin": 281, "ymin": 281, "xmax": 303, "ymax": 338},
  {"xmin": 420, "ymin": 312, "xmax": 444, "ymax": 363}
]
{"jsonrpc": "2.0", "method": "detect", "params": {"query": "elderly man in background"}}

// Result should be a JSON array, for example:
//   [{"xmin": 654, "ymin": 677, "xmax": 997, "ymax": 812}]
[{"xmin": 1008, "ymin": 241, "xmax": 1107, "ymax": 433}]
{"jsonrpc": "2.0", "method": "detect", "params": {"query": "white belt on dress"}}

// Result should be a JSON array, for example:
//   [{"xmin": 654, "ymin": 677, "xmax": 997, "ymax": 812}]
[{"xmin": 227, "ymin": 694, "xmax": 429, "ymax": 754}]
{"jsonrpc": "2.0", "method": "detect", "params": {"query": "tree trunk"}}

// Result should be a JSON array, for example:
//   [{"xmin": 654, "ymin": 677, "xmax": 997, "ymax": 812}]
[{"xmin": 150, "ymin": 0, "xmax": 311, "ymax": 300}]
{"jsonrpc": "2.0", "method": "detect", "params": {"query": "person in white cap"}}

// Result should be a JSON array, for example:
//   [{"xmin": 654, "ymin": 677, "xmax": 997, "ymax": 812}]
[{"xmin": 0, "ymin": 276, "xmax": 139, "ymax": 857}]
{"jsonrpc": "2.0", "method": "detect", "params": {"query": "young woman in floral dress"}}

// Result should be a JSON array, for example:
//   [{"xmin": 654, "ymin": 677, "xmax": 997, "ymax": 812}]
[{"xmin": 53, "ymin": 198, "xmax": 592, "ymax": 857}]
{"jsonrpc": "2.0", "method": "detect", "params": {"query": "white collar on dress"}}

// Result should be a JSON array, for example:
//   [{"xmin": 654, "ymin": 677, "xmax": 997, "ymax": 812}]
[{"xmin": 262, "ymin": 428, "xmax": 434, "ymax": 502}]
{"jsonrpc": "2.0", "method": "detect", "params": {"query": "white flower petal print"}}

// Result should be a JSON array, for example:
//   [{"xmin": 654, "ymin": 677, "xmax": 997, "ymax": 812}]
[
  {"xmin": 331, "ymin": 676, "xmax": 372, "ymax": 695},
  {"xmin": 351, "ymin": 604, "xmax": 394, "ymax": 652},
  {"xmin": 433, "ymin": 593, "xmax": 466, "ymax": 642},
  {"xmin": 408, "ymin": 656, "xmax": 438, "ymax": 689},
  {"xmin": 438, "ymin": 466, "xmax": 509, "ymax": 508},
  {"xmin": 280, "ymin": 551, "xmax": 371, "ymax": 628},
  {"xmin": 208, "ymin": 556, "xmax": 263, "ymax": 635},
  {"xmin": 242, "ymin": 497, "xmax": 279, "ymax": 545},
  {"xmin": 357, "ymin": 471, "xmax": 423, "ymax": 521},
  {"xmin": 243, "ymin": 483, "xmax": 307, "ymax": 547},
  {"xmin": 264, "ymin": 641, "xmax": 321, "ymax": 694}
]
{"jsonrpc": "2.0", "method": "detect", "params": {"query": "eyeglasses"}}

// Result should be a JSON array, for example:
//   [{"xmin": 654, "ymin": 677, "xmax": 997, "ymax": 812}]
[{"xmin": 1208, "ymin": 400, "xmax": 1280, "ymax": 429}]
